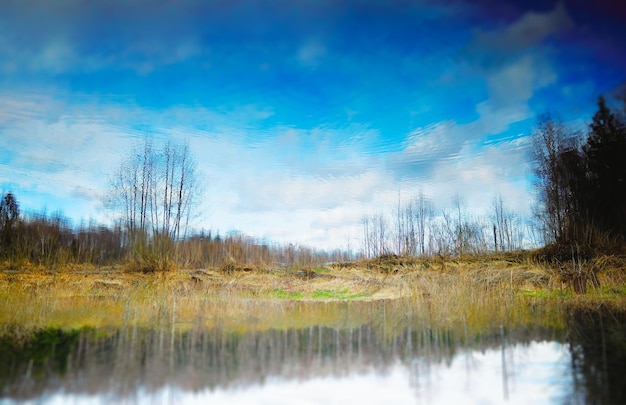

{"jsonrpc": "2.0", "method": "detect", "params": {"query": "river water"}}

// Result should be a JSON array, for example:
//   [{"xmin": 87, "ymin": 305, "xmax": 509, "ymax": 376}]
[{"xmin": 1, "ymin": 301, "xmax": 624, "ymax": 404}]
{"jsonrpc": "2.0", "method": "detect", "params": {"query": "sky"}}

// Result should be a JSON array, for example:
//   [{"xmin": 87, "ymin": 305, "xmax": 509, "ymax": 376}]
[{"xmin": 1, "ymin": 0, "xmax": 625, "ymax": 250}]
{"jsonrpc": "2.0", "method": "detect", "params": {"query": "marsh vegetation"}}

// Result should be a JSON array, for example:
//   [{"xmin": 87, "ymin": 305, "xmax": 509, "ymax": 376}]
[{"xmin": 1, "ymin": 250, "xmax": 626, "ymax": 402}]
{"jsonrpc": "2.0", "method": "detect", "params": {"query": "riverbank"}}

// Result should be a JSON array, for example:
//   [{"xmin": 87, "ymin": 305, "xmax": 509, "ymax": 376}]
[{"xmin": 1, "ymin": 253, "xmax": 625, "ymax": 335}]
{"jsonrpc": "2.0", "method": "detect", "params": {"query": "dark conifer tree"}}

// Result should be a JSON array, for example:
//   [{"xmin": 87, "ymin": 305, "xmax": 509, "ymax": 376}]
[
  {"xmin": 583, "ymin": 96, "xmax": 626, "ymax": 239},
  {"xmin": 0, "ymin": 192, "xmax": 20, "ymax": 257}
]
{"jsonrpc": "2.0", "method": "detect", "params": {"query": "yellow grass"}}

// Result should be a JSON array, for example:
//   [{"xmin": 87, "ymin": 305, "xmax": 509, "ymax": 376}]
[{"xmin": 1, "ymin": 253, "xmax": 625, "ymax": 338}]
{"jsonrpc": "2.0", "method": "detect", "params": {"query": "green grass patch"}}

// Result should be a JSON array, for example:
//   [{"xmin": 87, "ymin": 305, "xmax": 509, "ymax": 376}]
[
  {"xmin": 521, "ymin": 289, "xmax": 573, "ymax": 299},
  {"xmin": 589, "ymin": 285, "xmax": 626, "ymax": 299},
  {"xmin": 269, "ymin": 288, "xmax": 371, "ymax": 301},
  {"xmin": 599, "ymin": 285, "xmax": 626, "ymax": 295},
  {"xmin": 311, "ymin": 289, "xmax": 370, "ymax": 301},
  {"xmin": 270, "ymin": 289, "xmax": 303, "ymax": 300},
  {"xmin": 521, "ymin": 290, "xmax": 550, "ymax": 298},
  {"xmin": 312, "ymin": 267, "xmax": 331, "ymax": 274}
]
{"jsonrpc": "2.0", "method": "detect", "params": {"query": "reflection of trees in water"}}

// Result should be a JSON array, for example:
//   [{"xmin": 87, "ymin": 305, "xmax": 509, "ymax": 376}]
[
  {"xmin": 1, "ymin": 321, "xmax": 564, "ymax": 402},
  {"xmin": 567, "ymin": 305, "xmax": 626, "ymax": 405},
  {"xmin": 0, "ymin": 328, "xmax": 81, "ymax": 397},
  {"xmin": 3, "ymin": 301, "xmax": 624, "ymax": 404}
]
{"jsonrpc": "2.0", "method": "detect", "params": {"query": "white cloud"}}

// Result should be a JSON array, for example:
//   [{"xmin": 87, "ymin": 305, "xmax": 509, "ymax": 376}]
[
  {"xmin": 461, "ymin": 2, "xmax": 572, "ymax": 112},
  {"xmin": 0, "ymin": 93, "xmax": 147, "ymax": 220},
  {"xmin": 0, "ymin": 31, "xmax": 206, "ymax": 76},
  {"xmin": 486, "ymin": 55, "xmax": 556, "ymax": 107},
  {"xmin": 181, "ymin": 125, "xmax": 395, "ymax": 249},
  {"xmin": 427, "ymin": 138, "xmax": 533, "ymax": 215},
  {"xmin": 469, "ymin": 2, "xmax": 573, "ymax": 67},
  {"xmin": 0, "ymin": 91, "xmax": 398, "ymax": 249},
  {"xmin": 387, "ymin": 4, "xmax": 570, "ymax": 218},
  {"xmin": 0, "ymin": 34, "xmax": 545, "ymax": 251},
  {"xmin": 236, "ymin": 169, "xmax": 390, "ymax": 212},
  {"xmin": 391, "ymin": 97, "xmax": 532, "ymax": 180}
]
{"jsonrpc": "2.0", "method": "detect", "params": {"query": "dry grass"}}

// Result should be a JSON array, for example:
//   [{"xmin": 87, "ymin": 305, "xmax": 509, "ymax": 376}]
[{"xmin": 1, "ymin": 252, "xmax": 625, "ymax": 336}]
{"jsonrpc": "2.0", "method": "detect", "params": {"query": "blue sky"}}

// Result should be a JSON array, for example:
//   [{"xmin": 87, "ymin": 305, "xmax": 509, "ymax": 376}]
[{"xmin": 1, "ymin": 0, "xmax": 625, "ymax": 249}]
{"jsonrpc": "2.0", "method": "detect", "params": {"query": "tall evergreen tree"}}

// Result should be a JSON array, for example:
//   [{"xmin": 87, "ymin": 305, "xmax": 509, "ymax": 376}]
[
  {"xmin": 0, "ymin": 192, "xmax": 20, "ymax": 257},
  {"xmin": 583, "ymin": 96, "xmax": 626, "ymax": 238}
]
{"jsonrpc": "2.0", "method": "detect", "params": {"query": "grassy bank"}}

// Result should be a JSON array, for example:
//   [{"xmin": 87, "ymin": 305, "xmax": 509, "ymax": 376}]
[{"xmin": 1, "ymin": 252, "xmax": 625, "ymax": 337}]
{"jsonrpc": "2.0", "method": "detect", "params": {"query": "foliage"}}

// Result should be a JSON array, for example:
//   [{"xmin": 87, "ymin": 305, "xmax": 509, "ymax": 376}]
[
  {"xmin": 0, "ymin": 328, "xmax": 81, "ymax": 386},
  {"xmin": 584, "ymin": 97, "xmax": 626, "ymax": 239},
  {"xmin": 531, "ymin": 96, "xmax": 626, "ymax": 250},
  {"xmin": 0, "ymin": 206, "xmax": 126, "ymax": 268},
  {"xmin": 0, "ymin": 192, "xmax": 19, "ymax": 258}
]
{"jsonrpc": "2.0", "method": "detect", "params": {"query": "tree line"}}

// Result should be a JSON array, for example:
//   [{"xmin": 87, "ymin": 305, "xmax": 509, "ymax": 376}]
[
  {"xmin": 361, "ymin": 192, "xmax": 527, "ymax": 258},
  {"xmin": 0, "ymin": 197, "xmax": 126, "ymax": 267},
  {"xmin": 531, "ymin": 95, "xmax": 626, "ymax": 252},
  {"xmin": 360, "ymin": 93, "xmax": 626, "ymax": 259},
  {"xmin": 0, "ymin": 137, "xmax": 353, "ymax": 270},
  {"xmin": 0, "ymin": 194, "xmax": 350, "ymax": 270},
  {"xmin": 2, "ymin": 93, "xmax": 625, "ymax": 268}
]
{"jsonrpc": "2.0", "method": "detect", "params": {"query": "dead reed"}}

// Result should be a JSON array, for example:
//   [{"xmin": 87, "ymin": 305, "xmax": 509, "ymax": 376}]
[{"xmin": 0, "ymin": 253, "xmax": 624, "ymax": 338}]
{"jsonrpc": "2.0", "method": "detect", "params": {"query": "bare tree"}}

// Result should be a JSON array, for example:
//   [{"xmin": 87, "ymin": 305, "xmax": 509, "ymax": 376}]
[
  {"xmin": 492, "ymin": 195, "xmax": 510, "ymax": 252},
  {"xmin": 491, "ymin": 195, "xmax": 527, "ymax": 252},
  {"xmin": 362, "ymin": 213, "xmax": 390, "ymax": 258},
  {"xmin": 415, "ymin": 192, "xmax": 433, "ymax": 256},
  {"xmin": 452, "ymin": 193, "xmax": 469, "ymax": 256},
  {"xmin": 530, "ymin": 115, "xmax": 576, "ymax": 244},
  {"xmin": 394, "ymin": 191, "xmax": 433, "ymax": 257},
  {"xmin": 362, "ymin": 216, "xmax": 371, "ymax": 258},
  {"xmin": 107, "ymin": 138, "xmax": 199, "ymax": 247}
]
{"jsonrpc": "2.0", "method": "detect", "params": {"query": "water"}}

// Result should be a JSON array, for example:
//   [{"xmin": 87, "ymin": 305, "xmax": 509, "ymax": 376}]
[{"xmin": 1, "ymin": 303, "xmax": 624, "ymax": 404}]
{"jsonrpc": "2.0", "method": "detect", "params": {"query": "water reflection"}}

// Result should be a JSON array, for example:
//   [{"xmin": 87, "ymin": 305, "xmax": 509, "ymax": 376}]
[
  {"xmin": 567, "ymin": 305, "xmax": 626, "ymax": 404},
  {"xmin": 1, "ymin": 304, "xmax": 625, "ymax": 404}
]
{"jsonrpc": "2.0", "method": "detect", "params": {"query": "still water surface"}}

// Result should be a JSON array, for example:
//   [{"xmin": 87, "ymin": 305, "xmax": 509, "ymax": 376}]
[{"xmin": 1, "ymin": 301, "xmax": 623, "ymax": 404}]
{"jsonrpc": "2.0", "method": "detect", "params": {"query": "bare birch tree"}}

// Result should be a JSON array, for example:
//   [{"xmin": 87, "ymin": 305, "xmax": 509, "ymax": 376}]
[
  {"xmin": 107, "ymin": 138, "xmax": 198, "ymax": 246},
  {"xmin": 530, "ymin": 115, "xmax": 574, "ymax": 244},
  {"xmin": 394, "ymin": 191, "xmax": 433, "ymax": 257}
]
